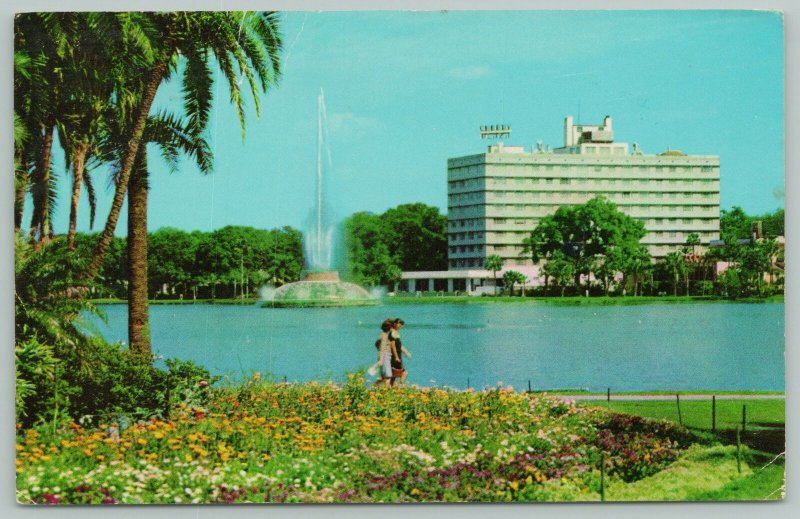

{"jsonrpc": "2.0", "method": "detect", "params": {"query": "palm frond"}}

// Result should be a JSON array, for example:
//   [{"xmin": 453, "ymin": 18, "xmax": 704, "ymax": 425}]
[
  {"xmin": 83, "ymin": 170, "xmax": 97, "ymax": 230},
  {"xmin": 181, "ymin": 45, "xmax": 213, "ymax": 134}
]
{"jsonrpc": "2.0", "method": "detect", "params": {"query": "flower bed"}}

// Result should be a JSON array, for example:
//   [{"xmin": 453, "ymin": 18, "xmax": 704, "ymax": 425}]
[{"xmin": 16, "ymin": 374, "xmax": 697, "ymax": 504}]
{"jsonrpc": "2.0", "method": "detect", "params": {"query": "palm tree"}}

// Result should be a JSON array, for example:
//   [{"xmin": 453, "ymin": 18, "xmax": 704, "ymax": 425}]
[
  {"xmin": 663, "ymin": 252, "xmax": 687, "ymax": 297},
  {"xmin": 98, "ymin": 105, "xmax": 212, "ymax": 354},
  {"xmin": 127, "ymin": 115, "xmax": 212, "ymax": 354},
  {"xmin": 85, "ymin": 11, "xmax": 283, "ymax": 280},
  {"xmin": 14, "ymin": 14, "xmax": 66, "ymax": 241},
  {"xmin": 484, "ymin": 254, "xmax": 503, "ymax": 296}
]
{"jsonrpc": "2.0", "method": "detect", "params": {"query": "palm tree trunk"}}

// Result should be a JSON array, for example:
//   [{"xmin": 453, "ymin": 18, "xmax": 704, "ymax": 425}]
[
  {"xmin": 67, "ymin": 140, "xmax": 90, "ymax": 250},
  {"xmin": 127, "ymin": 150, "xmax": 151, "ymax": 355},
  {"xmin": 30, "ymin": 123, "xmax": 54, "ymax": 241},
  {"xmin": 85, "ymin": 56, "xmax": 170, "ymax": 280}
]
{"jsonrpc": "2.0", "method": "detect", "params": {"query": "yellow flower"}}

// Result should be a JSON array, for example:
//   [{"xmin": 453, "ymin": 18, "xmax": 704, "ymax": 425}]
[
  {"xmin": 136, "ymin": 438, "xmax": 147, "ymax": 445},
  {"xmin": 509, "ymin": 481, "xmax": 519, "ymax": 491},
  {"xmin": 410, "ymin": 488, "xmax": 421, "ymax": 496},
  {"xmin": 525, "ymin": 476, "xmax": 533, "ymax": 485}
]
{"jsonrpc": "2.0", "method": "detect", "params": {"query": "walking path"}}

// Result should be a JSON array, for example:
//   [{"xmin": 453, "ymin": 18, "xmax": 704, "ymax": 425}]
[{"xmin": 559, "ymin": 394, "xmax": 784, "ymax": 402}]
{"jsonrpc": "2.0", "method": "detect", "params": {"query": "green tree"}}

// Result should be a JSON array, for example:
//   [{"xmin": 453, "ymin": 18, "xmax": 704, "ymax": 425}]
[
  {"xmin": 758, "ymin": 208, "xmax": 784, "ymax": 238},
  {"xmin": 684, "ymin": 233, "xmax": 701, "ymax": 255},
  {"xmin": 502, "ymin": 270, "xmax": 527, "ymax": 297},
  {"xmin": 621, "ymin": 246, "xmax": 652, "ymax": 297},
  {"xmin": 522, "ymin": 197, "xmax": 646, "ymax": 291},
  {"xmin": 484, "ymin": 254, "xmax": 503, "ymax": 296},
  {"xmin": 663, "ymin": 251, "xmax": 689, "ymax": 296},
  {"xmin": 542, "ymin": 251, "xmax": 575, "ymax": 297},
  {"xmin": 382, "ymin": 203, "xmax": 447, "ymax": 271},
  {"xmin": 344, "ymin": 212, "xmax": 398, "ymax": 286},
  {"xmin": 148, "ymin": 228, "xmax": 200, "ymax": 298}
]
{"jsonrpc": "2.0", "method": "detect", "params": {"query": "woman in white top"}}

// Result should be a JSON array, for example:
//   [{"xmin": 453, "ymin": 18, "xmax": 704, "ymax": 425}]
[{"xmin": 375, "ymin": 319, "xmax": 399, "ymax": 386}]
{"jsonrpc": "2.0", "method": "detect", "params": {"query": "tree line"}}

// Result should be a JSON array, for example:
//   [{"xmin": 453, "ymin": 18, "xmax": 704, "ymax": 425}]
[
  {"xmin": 71, "ymin": 226, "xmax": 303, "ymax": 300},
  {"xmin": 487, "ymin": 199, "xmax": 784, "ymax": 298}
]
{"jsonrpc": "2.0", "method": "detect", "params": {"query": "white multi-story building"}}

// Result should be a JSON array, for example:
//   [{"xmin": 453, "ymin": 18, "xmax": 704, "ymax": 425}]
[{"xmin": 446, "ymin": 115, "xmax": 721, "ymax": 269}]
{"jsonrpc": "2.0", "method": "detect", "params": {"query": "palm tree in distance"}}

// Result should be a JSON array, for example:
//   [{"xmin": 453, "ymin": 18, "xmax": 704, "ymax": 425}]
[
  {"xmin": 663, "ymin": 251, "xmax": 687, "ymax": 297},
  {"xmin": 484, "ymin": 254, "xmax": 503, "ymax": 296},
  {"xmin": 85, "ymin": 11, "xmax": 283, "ymax": 281}
]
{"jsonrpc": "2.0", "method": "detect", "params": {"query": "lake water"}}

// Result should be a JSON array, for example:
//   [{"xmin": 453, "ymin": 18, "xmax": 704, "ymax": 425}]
[{"xmin": 90, "ymin": 302, "xmax": 785, "ymax": 392}]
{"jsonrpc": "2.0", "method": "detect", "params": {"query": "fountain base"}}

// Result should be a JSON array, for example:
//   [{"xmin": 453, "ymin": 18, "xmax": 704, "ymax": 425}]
[{"xmin": 262, "ymin": 270, "xmax": 380, "ymax": 308}]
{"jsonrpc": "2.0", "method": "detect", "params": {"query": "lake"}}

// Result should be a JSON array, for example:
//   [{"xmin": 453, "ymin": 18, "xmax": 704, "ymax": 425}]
[{"xmin": 90, "ymin": 301, "xmax": 785, "ymax": 392}]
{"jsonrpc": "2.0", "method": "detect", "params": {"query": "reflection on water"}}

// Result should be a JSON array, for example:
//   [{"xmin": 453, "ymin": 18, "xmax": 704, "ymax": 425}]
[{"xmin": 90, "ymin": 302, "xmax": 785, "ymax": 392}]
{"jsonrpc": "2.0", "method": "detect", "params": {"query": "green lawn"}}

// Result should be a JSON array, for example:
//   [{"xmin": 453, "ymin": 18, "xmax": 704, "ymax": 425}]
[
  {"xmin": 589, "ymin": 399, "xmax": 785, "ymax": 432},
  {"xmin": 387, "ymin": 294, "xmax": 784, "ymax": 306}
]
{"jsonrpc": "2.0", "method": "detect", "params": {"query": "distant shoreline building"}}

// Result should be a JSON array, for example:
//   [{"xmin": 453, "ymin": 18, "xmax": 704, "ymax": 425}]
[{"xmin": 399, "ymin": 115, "xmax": 721, "ymax": 294}]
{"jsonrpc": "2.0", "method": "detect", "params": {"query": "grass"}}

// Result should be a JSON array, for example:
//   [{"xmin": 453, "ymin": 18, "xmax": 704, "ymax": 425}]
[
  {"xmin": 387, "ymin": 294, "xmax": 784, "ymax": 306},
  {"xmin": 606, "ymin": 445, "xmax": 784, "ymax": 501},
  {"xmin": 531, "ymin": 389, "xmax": 784, "ymax": 396},
  {"xmin": 689, "ymin": 453, "xmax": 785, "ymax": 500},
  {"xmin": 92, "ymin": 298, "xmax": 260, "ymax": 305},
  {"xmin": 91, "ymin": 294, "xmax": 784, "ymax": 306},
  {"xmin": 589, "ymin": 399, "xmax": 785, "ymax": 432}
]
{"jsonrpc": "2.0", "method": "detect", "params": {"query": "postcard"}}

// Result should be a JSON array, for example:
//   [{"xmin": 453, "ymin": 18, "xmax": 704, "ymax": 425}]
[{"xmin": 13, "ymin": 9, "xmax": 785, "ymax": 504}]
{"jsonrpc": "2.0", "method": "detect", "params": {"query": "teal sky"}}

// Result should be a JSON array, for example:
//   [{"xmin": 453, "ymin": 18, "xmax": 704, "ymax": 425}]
[{"xmin": 45, "ymin": 10, "xmax": 785, "ymax": 236}]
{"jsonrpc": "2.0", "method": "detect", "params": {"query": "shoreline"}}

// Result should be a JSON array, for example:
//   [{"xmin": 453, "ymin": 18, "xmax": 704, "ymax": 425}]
[{"xmin": 90, "ymin": 294, "xmax": 785, "ymax": 306}]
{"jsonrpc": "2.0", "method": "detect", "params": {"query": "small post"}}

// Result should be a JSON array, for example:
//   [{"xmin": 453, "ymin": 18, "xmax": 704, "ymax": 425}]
[
  {"xmin": 467, "ymin": 377, "xmax": 470, "ymax": 390},
  {"xmin": 528, "ymin": 380, "xmax": 532, "ymax": 393},
  {"xmin": 711, "ymin": 395, "xmax": 716, "ymax": 433},
  {"xmin": 736, "ymin": 429, "xmax": 742, "ymax": 473},
  {"xmin": 600, "ymin": 452, "xmax": 606, "ymax": 502},
  {"xmin": 283, "ymin": 375, "xmax": 287, "ymax": 384},
  {"xmin": 607, "ymin": 387, "xmax": 611, "ymax": 403},
  {"xmin": 742, "ymin": 404, "xmax": 747, "ymax": 434},
  {"xmin": 676, "ymin": 393, "xmax": 683, "ymax": 426}
]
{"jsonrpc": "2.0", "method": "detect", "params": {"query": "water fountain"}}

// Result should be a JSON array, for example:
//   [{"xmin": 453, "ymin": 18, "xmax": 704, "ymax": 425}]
[{"xmin": 263, "ymin": 89, "xmax": 379, "ymax": 308}]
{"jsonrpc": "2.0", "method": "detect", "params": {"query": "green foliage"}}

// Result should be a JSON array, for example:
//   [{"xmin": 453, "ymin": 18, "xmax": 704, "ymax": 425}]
[
  {"xmin": 382, "ymin": 203, "xmax": 448, "ymax": 271},
  {"xmin": 15, "ymin": 235, "xmax": 102, "ymax": 353},
  {"xmin": 502, "ymin": 270, "xmax": 527, "ymax": 296},
  {"xmin": 15, "ymin": 337, "xmax": 58, "ymax": 422},
  {"xmin": 524, "ymin": 197, "xmax": 648, "ymax": 294},
  {"xmin": 485, "ymin": 254, "xmax": 503, "ymax": 295},
  {"xmin": 542, "ymin": 251, "xmax": 576, "ymax": 297},
  {"xmin": 344, "ymin": 204, "xmax": 447, "ymax": 286}
]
